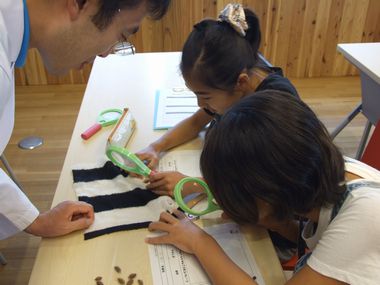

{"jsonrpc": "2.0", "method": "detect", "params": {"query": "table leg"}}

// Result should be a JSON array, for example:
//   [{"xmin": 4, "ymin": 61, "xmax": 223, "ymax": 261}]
[
  {"xmin": 331, "ymin": 103, "xmax": 362, "ymax": 139},
  {"xmin": 356, "ymin": 120, "xmax": 372, "ymax": 160},
  {"xmin": 361, "ymin": 72, "xmax": 380, "ymax": 126}
]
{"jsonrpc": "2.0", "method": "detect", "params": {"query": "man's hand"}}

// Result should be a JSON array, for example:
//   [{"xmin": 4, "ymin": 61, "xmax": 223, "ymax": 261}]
[{"xmin": 25, "ymin": 200, "xmax": 94, "ymax": 237}]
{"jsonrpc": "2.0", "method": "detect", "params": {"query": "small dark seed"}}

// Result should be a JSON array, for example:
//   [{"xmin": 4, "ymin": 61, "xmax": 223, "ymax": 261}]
[
  {"xmin": 253, "ymin": 275, "xmax": 257, "ymax": 280},
  {"xmin": 94, "ymin": 276, "xmax": 102, "ymax": 281},
  {"xmin": 137, "ymin": 279, "xmax": 143, "ymax": 285},
  {"xmin": 114, "ymin": 266, "xmax": 122, "ymax": 273},
  {"xmin": 96, "ymin": 281, "xmax": 104, "ymax": 285},
  {"xmin": 117, "ymin": 277, "xmax": 126, "ymax": 285},
  {"xmin": 128, "ymin": 273, "xmax": 137, "ymax": 279},
  {"xmin": 127, "ymin": 279, "xmax": 134, "ymax": 285}
]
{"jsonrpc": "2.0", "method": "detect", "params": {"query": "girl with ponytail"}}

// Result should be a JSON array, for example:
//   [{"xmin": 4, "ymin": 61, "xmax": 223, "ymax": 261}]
[
  {"xmin": 138, "ymin": 4, "xmax": 299, "ymax": 195},
  {"xmin": 138, "ymin": 3, "xmax": 300, "ymax": 262}
]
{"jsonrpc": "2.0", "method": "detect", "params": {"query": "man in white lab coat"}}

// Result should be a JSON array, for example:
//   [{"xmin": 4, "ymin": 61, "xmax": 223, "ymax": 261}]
[{"xmin": 0, "ymin": 0, "xmax": 170, "ymax": 239}]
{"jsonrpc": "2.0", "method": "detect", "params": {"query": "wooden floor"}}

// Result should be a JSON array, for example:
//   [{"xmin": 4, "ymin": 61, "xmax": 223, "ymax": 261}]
[{"xmin": 0, "ymin": 76, "xmax": 367, "ymax": 284}]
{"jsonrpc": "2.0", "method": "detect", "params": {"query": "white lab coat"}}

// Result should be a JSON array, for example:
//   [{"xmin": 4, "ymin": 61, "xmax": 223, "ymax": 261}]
[{"xmin": 0, "ymin": 0, "xmax": 39, "ymax": 240}]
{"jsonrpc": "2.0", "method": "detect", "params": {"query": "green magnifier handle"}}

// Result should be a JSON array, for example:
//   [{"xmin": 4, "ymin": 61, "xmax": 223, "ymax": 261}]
[{"xmin": 81, "ymin": 108, "xmax": 123, "ymax": 140}]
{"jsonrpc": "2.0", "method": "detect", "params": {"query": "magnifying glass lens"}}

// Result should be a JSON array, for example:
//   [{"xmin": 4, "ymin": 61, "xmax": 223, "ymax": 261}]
[
  {"xmin": 113, "ymin": 42, "xmax": 135, "ymax": 56},
  {"xmin": 179, "ymin": 180, "xmax": 210, "ymax": 213},
  {"xmin": 111, "ymin": 151, "xmax": 137, "ymax": 169},
  {"xmin": 102, "ymin": 111, "xmax": 121, "ymax": 121}
]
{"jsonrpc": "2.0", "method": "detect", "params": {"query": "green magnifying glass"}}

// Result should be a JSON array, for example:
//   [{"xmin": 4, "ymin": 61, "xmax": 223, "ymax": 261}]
[
  {"xmin": 81, "ymin": 109, "xmax": 123, "ymax": 140},
  {"xmin": 174, "ymin": 177, "xmax": 220, "ymax": 216},
  {"xmin": 106, "ymin": 145, "xmax": 152, "ymax": 177}
]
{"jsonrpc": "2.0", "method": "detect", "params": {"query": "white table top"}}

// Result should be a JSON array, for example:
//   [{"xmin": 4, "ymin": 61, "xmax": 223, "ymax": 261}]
[
  {"xmin": 337, "ymin": 42, "xmax": 380, "ymax": 85},
  {"xmin": 28, "ymin": 52, "xmax": 285, "ymax": 285}
]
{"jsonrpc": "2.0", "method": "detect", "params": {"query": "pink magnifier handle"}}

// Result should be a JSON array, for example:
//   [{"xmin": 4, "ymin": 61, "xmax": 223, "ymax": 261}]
[{"xmin": 81, "ymin": 123, "xmax": 102, "ymax": 140}]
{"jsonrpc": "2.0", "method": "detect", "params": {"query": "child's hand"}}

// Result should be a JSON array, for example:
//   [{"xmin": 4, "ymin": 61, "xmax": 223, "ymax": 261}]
[
  {"xmin": 135, "ymin": 145, "xmax": 160, "ymax": 170},
  {"xmin": 126, "ymin": 146, "xmax": 159, "ymax": 178},
  {"xmin": 146, "ymin": 210, "xmax": 210, "ymax": 254},
  {"xmin": 145, "ymin": 171, "xmax": 188, "ymax": 196}
]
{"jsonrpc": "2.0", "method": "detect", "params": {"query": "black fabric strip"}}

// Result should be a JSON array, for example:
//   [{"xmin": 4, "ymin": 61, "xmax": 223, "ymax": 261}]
[
  {"xmin": 78, "ymin": 188, "xmax": 159, "ymax": 213},
  {"xmin": 72, "ymin": 161, "xmax": 128, "ymax": 183},
  {"xmin": 84, "ymin": 222, "xmax": 151, "ymax": 240}
]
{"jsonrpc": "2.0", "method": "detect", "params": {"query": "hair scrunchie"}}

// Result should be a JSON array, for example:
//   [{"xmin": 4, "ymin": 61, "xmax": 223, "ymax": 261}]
[{"xmin": 218, "ymin": 3, "xmax": 248, "ymax": 37}]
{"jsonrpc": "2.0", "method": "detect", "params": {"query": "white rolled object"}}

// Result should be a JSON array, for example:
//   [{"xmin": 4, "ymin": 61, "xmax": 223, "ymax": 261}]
[{"xmin": 107, "ymin": 108, "xmax": 136, "ymax": 148}]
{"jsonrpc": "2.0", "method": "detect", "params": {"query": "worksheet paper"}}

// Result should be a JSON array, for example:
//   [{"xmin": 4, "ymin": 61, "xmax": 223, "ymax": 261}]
[
  {"xmin": 148, "ymin": 222, "xmax": 265, "ymax": 285},
  {"xmin": 158, "ymin": 150, "xmax": 202, "ymax": 177},
  {"xmin": 154, "ymin": 87, "xmax": 198, "ymax": 130}
]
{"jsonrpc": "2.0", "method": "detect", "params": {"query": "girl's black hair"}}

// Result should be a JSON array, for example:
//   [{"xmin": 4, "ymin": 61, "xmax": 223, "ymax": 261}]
[
  {"xmin": 180, "ymin": 8, "xmax": 261, "ymax": 92},
  {"xmin": 200, "ymin": 90, "xmax": 346, "ymax": 224}
]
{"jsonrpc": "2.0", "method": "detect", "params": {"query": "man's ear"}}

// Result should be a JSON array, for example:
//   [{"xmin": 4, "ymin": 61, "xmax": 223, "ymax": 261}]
[
  {"xmin": 67, "ymin": 0, "xmax": 87, "ymax": 21},
  {"xmin": 235, "ymin": 73, "xmax": 251, "ymax": 92}
]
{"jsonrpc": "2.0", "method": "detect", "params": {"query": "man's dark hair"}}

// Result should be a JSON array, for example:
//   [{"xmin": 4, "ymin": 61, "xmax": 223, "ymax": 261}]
[
  {"xmin": 200, "ymin": 90, "xmax": 346, "ymax": 224},
  {"xmin": 91, "ymin": 0, "xmax": 170, "ymax": 30}
]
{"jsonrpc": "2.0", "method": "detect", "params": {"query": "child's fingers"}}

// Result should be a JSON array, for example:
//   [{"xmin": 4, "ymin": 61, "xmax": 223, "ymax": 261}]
[
  {"xmin": 129, "ymin": 172, "xmax": 143, "ymax": 178},
  {"xmin": 150, "ymin": 189, "xmax": 172, "ymax": 196},
  {"xmin": 172, "ymin": 209, "xmax": 186, "ymax": 219},
  {"xmin": 148, "ymin": 221, "xmax": 172, "ymax": 232},
  {"xmin": 145, "ymin": 234, "xmax": 170, "ymax": 245},
  {"xmin": 159, "ymin": 211, "xmax": 178, "ymax": 224},
  {"xmin": 146, "ymin": 179, "xmax": 167, "ymax": 190},
  {"xmin": 148, "ymin": 172, "xmax": 164, "ymax": 182},
  {"xmin": 147, "ymin": 160, "xmax": 158, "ymax": 169}
]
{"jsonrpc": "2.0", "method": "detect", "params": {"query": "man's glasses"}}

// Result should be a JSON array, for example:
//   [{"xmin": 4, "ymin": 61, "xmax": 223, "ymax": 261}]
[{"xmin": 112, "ymin": 41, "xmax": 136, "ymax": 56}]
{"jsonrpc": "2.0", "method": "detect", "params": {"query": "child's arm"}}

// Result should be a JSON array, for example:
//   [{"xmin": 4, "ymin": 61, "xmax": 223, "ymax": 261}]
[
  {"xmin": 146, "ymin": 212, "xmax": 348, "ymax": 285},
  {"xmin": 193, "ymin": 234, "xmax": 258, "ymax": 285},
  {"xmin": 146, "ymin": 211, "xmax": 258, "ymax": 285},
  {"xmin": 136, "ymin": 109, "xmax": 212, "ymax": 169}
]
